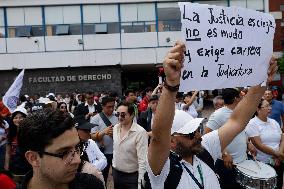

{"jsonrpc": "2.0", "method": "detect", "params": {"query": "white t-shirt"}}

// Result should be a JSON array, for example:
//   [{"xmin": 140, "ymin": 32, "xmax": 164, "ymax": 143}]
[
  {"xmin": 181, "ymin": 103, "xmax": 198, "ymax": 118},
  {"xmin": 85, "ymin": 139, "xmax": 107, "ymax": 171},
  {"xmin": 206, "ymin": 107, "xmax": 247, "ymax": 163},
  {"xmin": 146, "ymin": 130, "xmax": 221, "ymax": 189},
  {"xmin": 0, "ymin": 120, "xmax": 9, "ymax": 146},
  {"xmin": 246, "ymin": 117, "xmax": 282, "ymax": 163}
]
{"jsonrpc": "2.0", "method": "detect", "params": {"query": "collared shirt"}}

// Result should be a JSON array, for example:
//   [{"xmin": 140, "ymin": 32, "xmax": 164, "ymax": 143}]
[
  {"xmin": 90, "ymin": 113, "xmax": 118, "ymax": 154},
  {"xmin": 85, "ymin": 139, "xmax": 107, "ymax": 171},
  {"xmin": 112, "ymin": 122, "xmax": 148, "ymax": 185},
  {"xmin": 269, "ymin": 99, "xmax": 284, "ymax": 127},
  {"xmin": 146, "ymin": 130, "xmax": 221, "ymax": 189},
  {"xmin": 84, "ymin": 101, "xmax": 98, "ymax": 114},
  {"xmin": 246, "ymin": 117, "xmax": 282, "ymax": 163}
]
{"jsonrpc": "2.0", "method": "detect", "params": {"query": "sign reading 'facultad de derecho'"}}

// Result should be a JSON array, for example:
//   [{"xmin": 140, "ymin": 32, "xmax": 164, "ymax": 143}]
[
  {"xmin": 178, "ymin": 2, "xmax": 275, "ymax": 91},
  {"xmin": 28, "ymin": 74, "xmax": 112, "ymax": 83}
]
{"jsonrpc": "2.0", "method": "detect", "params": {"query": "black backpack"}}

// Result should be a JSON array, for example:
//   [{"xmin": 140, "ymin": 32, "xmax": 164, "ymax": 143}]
[{"xmin": 143, "ymin": 148, "xmax": 216, "ymax": 189}]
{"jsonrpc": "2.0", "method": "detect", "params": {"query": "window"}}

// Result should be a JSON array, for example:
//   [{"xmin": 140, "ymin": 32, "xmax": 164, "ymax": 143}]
[
  {"xmin": 157, "ymin": 3, "xmax": 181, "ymax": 32},
  {"xmin": 6, "ymin": 7, "xmax": 43, "ymax": 38},
  {"xmin": 45, "ymin": 6, "xmax": 81, "ymax": 36},
  {"xmin": 230, "ymin": 0, "xmax": 247, "ymax": 8},
  {"xmin": 55, "ymin": 25, "xmax": 69, "ymax": 35},
  {"xmin": 194, "ymin": 0, "xmax": 228, "ymax": 7},
  {"xmin": 16, "ymin": 26, "xmax": 32, "ymax": 37},
  {"xmin": 83, "ymin": 5, "xmax": 119, "ymax": 34},
  {"xmin": 0, "ymin": 8, "xmax": 4, "ymax": 38},
  {"xmin": 95, "ymin": 24, "xmax": 107, "ymax": 34},
  {"xmin": 247, "ymin": 0, "xmax": 264, "ymax": 11},
  {"xmin": 280, "ymin": 4, "xmax": 284, "ymax": 11},
  {"xmin": 120, "ymin": 3, "xmax": 156, "ymax": 33}
]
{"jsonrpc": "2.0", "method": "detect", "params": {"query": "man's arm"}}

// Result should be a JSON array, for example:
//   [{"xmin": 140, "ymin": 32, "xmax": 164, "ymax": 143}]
[
  {"xmin": 148, "ymin": 42, "xmax": 185, "ymax": 175},
  {"xmin": 218, "ymin": 57, "xmax": 278, "ymax": 152},
  {"xmin": 182, "ymin": 91, "xmax": 198, "ymax": 110}
]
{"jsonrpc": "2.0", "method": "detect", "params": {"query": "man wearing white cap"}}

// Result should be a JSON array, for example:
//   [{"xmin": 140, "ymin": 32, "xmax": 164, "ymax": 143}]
[{"xmin": 145, "ymin": 41, "xmax": 278, "ymax": 189}]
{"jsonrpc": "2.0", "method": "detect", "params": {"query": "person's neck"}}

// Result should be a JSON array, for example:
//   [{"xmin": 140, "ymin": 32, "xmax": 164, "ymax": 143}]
[
  {"xmin": 257, "ymin": 115, "xmax": 268, "ymax": 122},
  {"xmin": 183, "ymin": 155, "xmax": 194, "ymax": 165},
  {"xmin": 103, "ymin": 111, "xmax": 112, "ymax": 117},
  {"xmin": 267, "ymin": 99, "xmax": 273, "ymax": 103},
  {"xmin": 28, "ymin": 174, "xmax": 69, "ymax": 189},
  {"xmin": 224, "ymin": 103, "xmax": 236, "ymax": 110},
  {"xmin": 121, "ymin": 121, "xmax": 133, "ymax": 131}
]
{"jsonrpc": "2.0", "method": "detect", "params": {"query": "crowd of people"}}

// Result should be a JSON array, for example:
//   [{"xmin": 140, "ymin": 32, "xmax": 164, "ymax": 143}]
[{"xmin": 0, "ymin": 41, "xmax": 282, "ymax": 189}]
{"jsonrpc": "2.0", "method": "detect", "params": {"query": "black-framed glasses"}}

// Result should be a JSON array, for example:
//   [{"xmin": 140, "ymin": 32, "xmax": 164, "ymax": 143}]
[
  {"xmin": 115, "ymin": 112, "xmax": 126, "ymax": 118},
  {"xmin": 60, "ymin": 106, "xmax": 67, "ymax": 109},
  {"xmin": 41, "ymin": 143, "xmax": 82, "ymax": 165}
]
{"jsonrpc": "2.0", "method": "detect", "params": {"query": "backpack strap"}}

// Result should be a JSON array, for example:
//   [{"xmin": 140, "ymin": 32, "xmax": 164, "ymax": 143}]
[
  {"xmin": 142, "ymin": 152, "xmax": 183, "ymax": 189},
  {"xmin": 196, "ymin": 148, "xmax": 215, "ymax": 173},
  {"xmin": 164, "ymin": 152, "xmax": 183, "ymax": 189},
  {"xmin": 143, "ymin": 149, "xmax": 215, "ymax": 189},
  {"xmin": 99, "ymin": 112, "xmax": 112, "ymax": 127}
]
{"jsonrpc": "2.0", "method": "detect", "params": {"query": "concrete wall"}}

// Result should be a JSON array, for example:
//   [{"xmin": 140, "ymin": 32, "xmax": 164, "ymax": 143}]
[{"xmin": 0, "ymin": 66, "xmax": 122, "ymax": 96}]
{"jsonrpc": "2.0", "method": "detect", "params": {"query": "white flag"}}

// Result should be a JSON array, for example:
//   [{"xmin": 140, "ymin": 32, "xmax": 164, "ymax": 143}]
[{"xmin": 3, "ymin": 69, "xmax": 25, "ymax": 113}]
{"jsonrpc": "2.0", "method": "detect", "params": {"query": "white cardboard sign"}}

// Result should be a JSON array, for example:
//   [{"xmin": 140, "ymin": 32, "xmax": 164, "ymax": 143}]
[{"xmin": 178, "ymin": 2, "xmax": 275, "ymax": 91}]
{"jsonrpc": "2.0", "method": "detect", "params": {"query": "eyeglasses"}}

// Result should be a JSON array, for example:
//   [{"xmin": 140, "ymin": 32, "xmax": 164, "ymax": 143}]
[
  {"xmin": 60, "ymin": 106, "xmax": 67, "ymax": 109},
  {"xmin": 260, "ymin": 105, "xmax": 272, "ymax": 109},
  {"xmin": 173, "ymin": 126, "xmax": 202, "ymax": 140},
  {"xmin": 115, "ymin": 112, "xmax": 127, "ymax": 118},
  {"xmin": 41, "ymin": 143, "xmax": 82, "ymax": 165}
]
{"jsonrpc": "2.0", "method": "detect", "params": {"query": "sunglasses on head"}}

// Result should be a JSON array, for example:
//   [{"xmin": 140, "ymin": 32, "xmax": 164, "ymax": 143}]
[{"xmin": 115, "ymin": 112, "xmax": 126, "ymax": 118}]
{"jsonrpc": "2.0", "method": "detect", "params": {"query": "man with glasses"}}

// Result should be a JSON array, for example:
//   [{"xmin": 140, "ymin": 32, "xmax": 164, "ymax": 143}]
[
  {"xmin": 146, "ymin": 41, "xmax": 277, "ymax": 189},
  {"xmin": 112, "ymin": 101, "xmax": 148, "ymax": 189},
  {"xmin": 16, "ymin": 110, "xmax": 104, "ymax": 189},
  {"xmin": 90, "ymin": 96, "xmax": 118, "ymax": 184}
]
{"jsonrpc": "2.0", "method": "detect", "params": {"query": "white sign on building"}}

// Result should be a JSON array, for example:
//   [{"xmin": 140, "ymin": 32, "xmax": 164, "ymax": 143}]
[{"xmin": 178, "ymin": 2, "xmax": 275, "ymax": 91}]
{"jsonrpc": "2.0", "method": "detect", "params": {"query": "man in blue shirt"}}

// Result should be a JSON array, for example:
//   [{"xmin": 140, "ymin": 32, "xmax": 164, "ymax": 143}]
[{"xmin": 263, "ymin": 89, "xmax": 284, "ymax": 128}]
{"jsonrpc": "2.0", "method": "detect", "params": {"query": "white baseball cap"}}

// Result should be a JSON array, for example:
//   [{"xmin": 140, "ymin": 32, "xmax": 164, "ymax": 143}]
[
  {"xmin": 174, "ymin": 118, "xmax": 206, "ymax": 135},
  {"xmin": 13, "ymin": 106, "xmax": 28, "ymax": 116},
  {"xmin": 171, "ymin": 110, "xmax": 193, "ymax": 135}
]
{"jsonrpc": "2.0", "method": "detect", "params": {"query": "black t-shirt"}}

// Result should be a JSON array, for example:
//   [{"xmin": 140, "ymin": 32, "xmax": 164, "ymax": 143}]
[{"xmin": 17, "ymin": 171, "xmax": 104, "ymax": 189}]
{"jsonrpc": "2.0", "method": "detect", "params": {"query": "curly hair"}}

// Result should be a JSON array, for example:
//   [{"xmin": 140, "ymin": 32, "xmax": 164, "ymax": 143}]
[{"xmin": 18, "ymin": 110, "xmax": 75, "ymax": 156}]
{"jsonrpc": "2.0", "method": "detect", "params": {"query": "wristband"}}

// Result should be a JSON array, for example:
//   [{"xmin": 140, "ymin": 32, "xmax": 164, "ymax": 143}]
[{"xmin": 163, "ymin": 80, "xmax": 180, "ymax": 92}]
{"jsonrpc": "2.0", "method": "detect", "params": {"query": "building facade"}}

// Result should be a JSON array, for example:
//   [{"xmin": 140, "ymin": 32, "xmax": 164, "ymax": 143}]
[{"xmin": 0, "ymin": 0, "xmax": 274, "ymax": 95}]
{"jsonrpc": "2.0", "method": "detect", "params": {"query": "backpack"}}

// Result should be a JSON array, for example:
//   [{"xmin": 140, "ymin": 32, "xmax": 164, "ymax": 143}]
[{"xmin": 143, "ymin": 148, "xmax": 215, "ymax": 189}]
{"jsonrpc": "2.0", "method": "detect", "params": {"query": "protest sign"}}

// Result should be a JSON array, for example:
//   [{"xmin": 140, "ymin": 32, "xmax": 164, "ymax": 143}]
[{"xmin": 178, "ymin": 2, "xmax": 275, "ymax": 91}]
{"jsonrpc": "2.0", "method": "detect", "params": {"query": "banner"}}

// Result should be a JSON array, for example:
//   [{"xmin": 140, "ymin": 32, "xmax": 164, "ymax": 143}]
[{"xmin": 3, "ymin": 69, "xmax": 25, "ymax": 113}]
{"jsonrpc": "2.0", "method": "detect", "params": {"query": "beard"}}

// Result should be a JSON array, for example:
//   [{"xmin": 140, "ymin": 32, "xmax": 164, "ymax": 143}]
[{"xmin": 175, "ymin": 138, "xmax": 203, "ymax": 158}]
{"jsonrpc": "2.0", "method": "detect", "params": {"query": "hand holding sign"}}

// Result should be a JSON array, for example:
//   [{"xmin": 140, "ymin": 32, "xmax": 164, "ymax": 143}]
[
  {"xmin": 163, "ymin": 41, "xmax": 186, "ymax": 87},
  {"xmin": 178, "ymin": 2, "xmax": 276, "ymax": 91}
]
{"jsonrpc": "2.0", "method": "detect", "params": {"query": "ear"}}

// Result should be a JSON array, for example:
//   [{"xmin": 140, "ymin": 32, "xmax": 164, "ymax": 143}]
[
  {"xmin": 25, "ymin": 151, "xmax": 41, "ymax": 167},
  {"xmin": 170, "ymin": 136, "xmax": 177, "ymax": 149}
]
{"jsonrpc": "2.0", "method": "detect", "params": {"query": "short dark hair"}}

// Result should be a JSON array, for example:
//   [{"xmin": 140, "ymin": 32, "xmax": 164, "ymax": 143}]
[
  {"xmin": 57, "ymin": 101, "xmax": 67, "ymax": 109},
  {"xmin": 125, "ymin": 89, "xmax": 134, "ymax": 97},
  {"xmin": 222, "ymin": 88, "xmax": 240, "ymax": 105},
  {"xmin": 255, "ymin": 99, "xmax": 265, "ymax": 116},
  {"xmin": 18, "ymin": 110, "xmax": 75, "ymax": 156},
  {"xmin": 145, "ymin": 87, "xmax": 153, "ymax": 93},
  {"xmin": 101, "ymin": 96, "xmax": 115, "ymax": 106},
  {"xmin": 86, "ymin": 91, "xmax": 94, "ymax": 96},
  {"xmin": 117, "ymin": 101, "xmax": 135, "ymax": 116}
]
